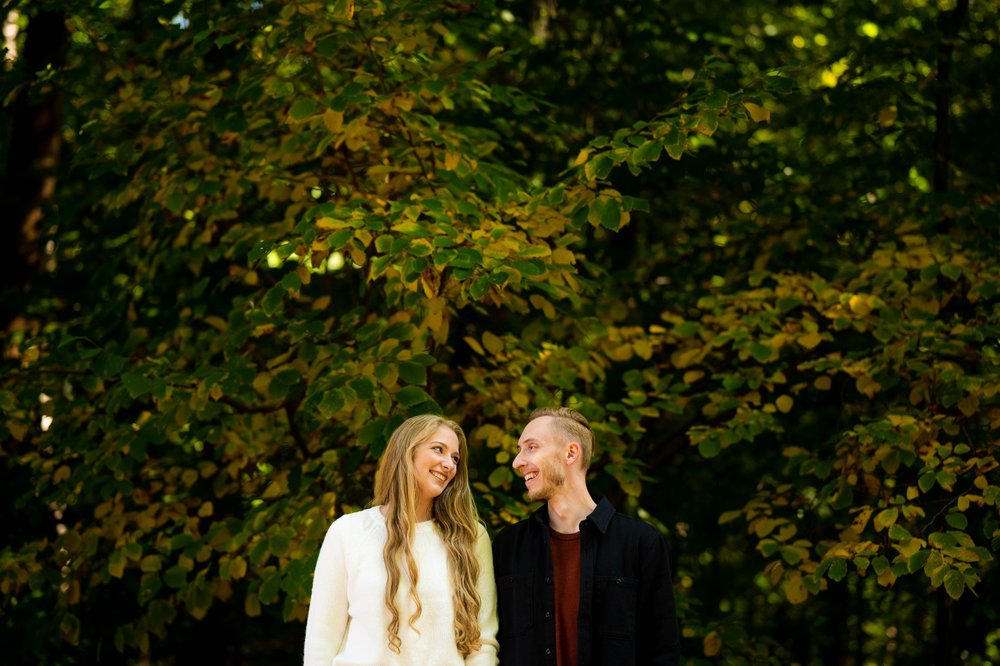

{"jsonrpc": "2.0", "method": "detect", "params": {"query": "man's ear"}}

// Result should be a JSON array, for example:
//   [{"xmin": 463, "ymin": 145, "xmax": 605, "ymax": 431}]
[{"xmin": 565, "ymin": 441, "xmax": 581, "ymax": 466}]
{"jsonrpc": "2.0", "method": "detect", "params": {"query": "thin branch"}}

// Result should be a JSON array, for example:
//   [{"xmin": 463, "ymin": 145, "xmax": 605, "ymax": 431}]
[{"xmin": 353, "ymin": 14, "xmax": 439, "ymax": 195}]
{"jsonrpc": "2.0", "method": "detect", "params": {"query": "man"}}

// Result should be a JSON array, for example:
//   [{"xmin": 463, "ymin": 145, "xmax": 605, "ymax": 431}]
[{"xmin": 492, "ymin": 407, "xmax": 680, "ymax": 666}]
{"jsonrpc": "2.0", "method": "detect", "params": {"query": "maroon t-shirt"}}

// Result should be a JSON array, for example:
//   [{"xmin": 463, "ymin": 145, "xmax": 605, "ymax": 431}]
[{"xmin": 549, "ymin": 527, "xmax": 582, "ymax": 666}]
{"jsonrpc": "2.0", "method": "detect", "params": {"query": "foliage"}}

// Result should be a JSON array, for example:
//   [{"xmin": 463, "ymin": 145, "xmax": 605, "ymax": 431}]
[{"xmin": 1, "ymin": 0, "xmax": 998, "ymax": 664}]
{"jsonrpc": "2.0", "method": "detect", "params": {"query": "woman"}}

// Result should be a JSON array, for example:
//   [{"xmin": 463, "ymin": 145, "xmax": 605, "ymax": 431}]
[{"xmin": 303, "ymin": 414, "xmax": 498, "ymax": 665}]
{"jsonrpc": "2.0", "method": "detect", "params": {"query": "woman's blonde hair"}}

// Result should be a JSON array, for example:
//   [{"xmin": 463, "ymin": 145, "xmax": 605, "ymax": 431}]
[{"xmin": 372, "ymin": 414, "xmax": 483, "ymax": 656}]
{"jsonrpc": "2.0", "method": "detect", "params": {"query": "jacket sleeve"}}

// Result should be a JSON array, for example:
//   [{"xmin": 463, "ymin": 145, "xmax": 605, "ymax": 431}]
[
  {"xmin": 466, "ymin": 523, "xmax": 500, "ymax": 665},
  {"xmin": 638, "ymin": 532, "xmax": 681, "ymax": 666},
  {"xmin": 303, "ymin": 518, "xmax": 350, "ymax": 666}
]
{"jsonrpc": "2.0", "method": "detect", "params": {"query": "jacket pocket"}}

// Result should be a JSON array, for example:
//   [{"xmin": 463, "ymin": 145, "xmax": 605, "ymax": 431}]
[
  {"xmin": 594, "ymin": 575, "xmax": 638, "ymax": 640},
  {"xmin": 497, "ymin": 574, "xmax": 533, "ymax": 638}
]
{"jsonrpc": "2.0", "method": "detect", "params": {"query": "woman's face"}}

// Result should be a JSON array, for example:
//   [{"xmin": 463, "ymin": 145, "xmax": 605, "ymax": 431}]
[{"xmin": 412, "ymin": 424, "xmax": 461, "ymax": 505}]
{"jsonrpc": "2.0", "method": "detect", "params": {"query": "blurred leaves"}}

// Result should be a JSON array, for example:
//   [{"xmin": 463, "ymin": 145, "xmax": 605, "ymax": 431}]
[{"xmin": 1, "ymin": 0, "xmax": 999, "ymax": 664}]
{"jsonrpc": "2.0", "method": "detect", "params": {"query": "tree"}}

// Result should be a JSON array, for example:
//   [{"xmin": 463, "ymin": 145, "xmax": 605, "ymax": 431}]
[{"xmin": 2, "ymin": 0, "xmax": 998, "ymax": 664}]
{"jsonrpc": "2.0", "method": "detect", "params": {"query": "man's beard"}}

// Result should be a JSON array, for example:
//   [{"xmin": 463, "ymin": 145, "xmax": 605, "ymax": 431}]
[{"xmin": 528, "ymin": 458, "xmax": 565, "ymax": 501}]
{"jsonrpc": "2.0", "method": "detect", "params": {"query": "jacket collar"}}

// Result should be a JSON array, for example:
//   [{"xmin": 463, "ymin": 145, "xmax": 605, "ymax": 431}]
[{"xmin": 532, "ymin": 496, "xmax": 616, "ymax": 534}]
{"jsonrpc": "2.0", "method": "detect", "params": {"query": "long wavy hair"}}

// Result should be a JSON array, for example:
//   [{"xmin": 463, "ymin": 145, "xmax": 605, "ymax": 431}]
[{"xmin": 371, "ymin": 414, "xmax": 483, "ymax": 656}]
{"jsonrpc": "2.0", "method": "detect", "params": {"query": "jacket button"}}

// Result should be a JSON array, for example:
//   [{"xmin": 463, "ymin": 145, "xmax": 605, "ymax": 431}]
[
  {"xmin": 545, "ymin": 576, "xmax": 551, "ymax": 583},
  {"xmin": 545, "ymin": 648, "xmax": 552, "ymax": 655},
  {"xmin": 545, "ymin": 611, "xmax": 551, "ymax": 618},
  {"xmin": 616, "ymin": 577, "xmax": 623, "ymax": 584}
]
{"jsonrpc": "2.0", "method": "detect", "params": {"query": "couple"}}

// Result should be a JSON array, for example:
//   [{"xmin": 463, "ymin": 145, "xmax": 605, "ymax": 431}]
[{"xmin": 303, "ymin": 408, "xmax": 680, "ymax": 666}]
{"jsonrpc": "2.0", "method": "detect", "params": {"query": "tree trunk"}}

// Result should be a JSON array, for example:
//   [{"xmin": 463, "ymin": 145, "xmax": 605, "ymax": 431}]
[
  {"xmin": 935, "ymin": 588, "xmax": 954, "ymax": 666},
  {"xmin": 932, "ymin": 0, "xmax": 969, "ymax": 195},
  {"xmin": 0, "ymin": 9, "xmax": 68, "ymax": 331}
]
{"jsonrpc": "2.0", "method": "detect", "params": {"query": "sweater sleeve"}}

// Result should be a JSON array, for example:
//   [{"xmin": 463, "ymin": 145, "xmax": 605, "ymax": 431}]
[
  {"xmin": 303, "ymin": 518, "xmax": 350, "ymax": 666},
  {"xmin": 466, "ymin": 524, "xmax": 499, "ymax": 666}
]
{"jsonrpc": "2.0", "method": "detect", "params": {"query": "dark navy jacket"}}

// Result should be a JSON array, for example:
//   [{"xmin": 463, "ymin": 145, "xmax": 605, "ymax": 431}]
[{"xmin": 492, "ymin": 498, "xmax": 680, "ymax": 666}]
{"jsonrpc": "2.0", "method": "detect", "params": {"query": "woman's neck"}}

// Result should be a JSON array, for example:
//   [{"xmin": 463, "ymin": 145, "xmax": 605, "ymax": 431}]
[{"xmin": 415, "ymin": 498, "xmax": 433, "ymax": 522}]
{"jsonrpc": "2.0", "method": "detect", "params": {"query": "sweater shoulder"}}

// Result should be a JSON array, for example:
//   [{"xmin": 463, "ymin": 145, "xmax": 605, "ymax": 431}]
[{"xmin": 327, "ymin": 505, "xmax": 384, "ymax": 539}]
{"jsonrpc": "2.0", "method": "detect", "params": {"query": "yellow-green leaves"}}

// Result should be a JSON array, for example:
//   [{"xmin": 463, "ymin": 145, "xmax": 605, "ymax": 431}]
[{"xmin": 588, "ymin": 196, "xmax": 627, "ymax": 230}]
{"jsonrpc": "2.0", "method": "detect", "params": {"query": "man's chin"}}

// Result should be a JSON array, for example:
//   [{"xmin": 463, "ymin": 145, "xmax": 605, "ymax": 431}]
[{"xmin": 526, "ymin": 488, "xmax": 549, "ymax": 502}]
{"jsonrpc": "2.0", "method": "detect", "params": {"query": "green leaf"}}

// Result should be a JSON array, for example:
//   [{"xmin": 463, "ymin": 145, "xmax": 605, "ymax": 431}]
[
  {"xmin": 259, "ymin": 571, "xmax": 282, "ymax": 605},
  {"xmin": 753, "ymin": 539, "xmax": 776, "ymax": 557},
  {"xmin": 165, "ymin": 191, "xmax": 186, "ymax": 214},
  {"xmin": 705, "ymin": 89, "xmax": 730, "ymax": 108},
  {"xmin": 594, "ymin": 197, "xmax": 623, "ymax": 230},
  {"xmin": 60, "ymin": 613, "xmax": 81, "ymax": 644},
  {"xmin": 164, "ymin": 565, "xmax": 188, "ymax": 590},
  {"xmin": 633, "ymin": 139, "xmax": 662, "ymax": 163},
  {"xmin": 780, "ymin": 545, "xmax": 803, "ymax": 564},
  {"xmin": 108, "ymin": 550, "xmax": 126, "ymax": 578},
  {"xmin": 940, "ymin": 263, "xmax": 962, "ymax": 281},
  {"xmin": 261, "ymin": 285, "xmax": 286, "ymax": 316},
  {"xmin": 488, "ymin": 466, "xmax": 511, "ymax": 488},
  {"xmin": 664, "ymin": 128, "xmax": 686, "ymax": 160},
  {"xmin": 749, "ymin": 342, "xmax": 773, "ymax": 363},
  {"xmin": 249, "ymin": 540, "xmax": 271, "ymax": 567},
  {"xmin": 763, "ymin": 75, "xmax": 799, "ymax": 94},
  {"xmin": 349, "ymin": 376, "xmax": 374, "ymax": 400},
  {"xmin": 929, "ymin": 531, "xmax": 957, "ymax": 550},
  {"xmin": 697, "ymin": 436, "xmax": 721, "ymax": 458},
  {"xmin": 357, "ymin": 420, "xmax": 385, "ymax": 450},
  {"xmin": 586, "ymin": 155, "xmax": 614, "ymax": 180},
  {"xmin": 396, "ymin": 386, "xmax": 431, "ymax": 406},
  {"xmin": 289, "ymin": 98, "xmax": 317, "ymax": 121},
  {"xmin": 469, "ymin": 277, "xmax": 491, "ymax": 299},
  {"xmin": 122, "ymin": 372, "xmax": 154, "ymax": 399},
  {"xmin": 943, "ymin": 568, "xmax": 965, "ymax": 600},
  {"xmin": 170, "ymin": 534, "xmax": 196, "ymax": 551},
  {"xmin": 318, "ymin": 389, "xmax": 345, "ymax": 417},
  {"xmin": 328, "ymin": 229, "xmax": 354, "ymax": 250},
  {"xmin": 95, "ymin": 351, "xmax": 126, "ymax": 379},
  {"xmin": 776, "ymin": 296, "xmax": 802, "ymax": 313},
  {"xmin": 888, "ymin": 524, "xmax": 912, "ymax": 540},
  {"xmin": 828, "ymin": 558, "xmax": 848, "ymax": 581},
  {"xmin": 148, "ymin": 599, "xmax": 176, "ymax": 629},
  {"xmin": 674, "ymin": 321, "xmax": 699, "ymax": 337},
  {"xmin": 874, "ymin": 507, "xmax": 898, "ymax": 532},
  {"xmin": 936, "ymin": 470, "xmax": 957, "ymax": 490},
  {"xmin": 945, "ymin": 512, "xmax": 968, "ymax": 530},
  {"xmin": 270, "ymin": 533, "xmax": 290, "ymax": 557},
  {"xmin": 908, "ymin": 549, "xmax": 930, "ymax": 574},
  {"xmin": 397, "ymin": 362, "xmax": 427, "ymax": 385},
  {"xmin": 140, "ymin": 555, "xmax": 162, "ymax": 572}
]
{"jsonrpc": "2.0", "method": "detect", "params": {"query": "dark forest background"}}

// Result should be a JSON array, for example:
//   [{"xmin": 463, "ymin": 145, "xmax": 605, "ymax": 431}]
[{"xmin": 2, "ymin": 0, "xmax": 998, "ymax": 663}]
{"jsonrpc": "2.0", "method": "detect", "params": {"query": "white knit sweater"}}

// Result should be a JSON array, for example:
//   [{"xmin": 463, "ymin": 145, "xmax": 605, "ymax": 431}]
[{"xmin": 303, "ymin": 506, "xmax": 499, "ymax": 666}]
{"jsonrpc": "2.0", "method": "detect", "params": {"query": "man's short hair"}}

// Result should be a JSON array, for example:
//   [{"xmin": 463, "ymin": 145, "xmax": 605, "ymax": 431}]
[{"xmin": 528, "ymin": 407, "xmax": 594, "ymax": 470}]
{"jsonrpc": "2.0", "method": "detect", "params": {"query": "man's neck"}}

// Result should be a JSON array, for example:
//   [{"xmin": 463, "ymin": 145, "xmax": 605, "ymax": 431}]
[{"xmin": 546, "ymin": 489, "xmax": 597, "ymax": 534}]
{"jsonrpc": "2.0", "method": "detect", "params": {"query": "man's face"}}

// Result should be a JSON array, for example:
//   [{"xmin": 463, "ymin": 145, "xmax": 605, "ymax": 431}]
[{"xmin": 512, "ymin": 416, "xmax": 566, "ymax": 501}]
